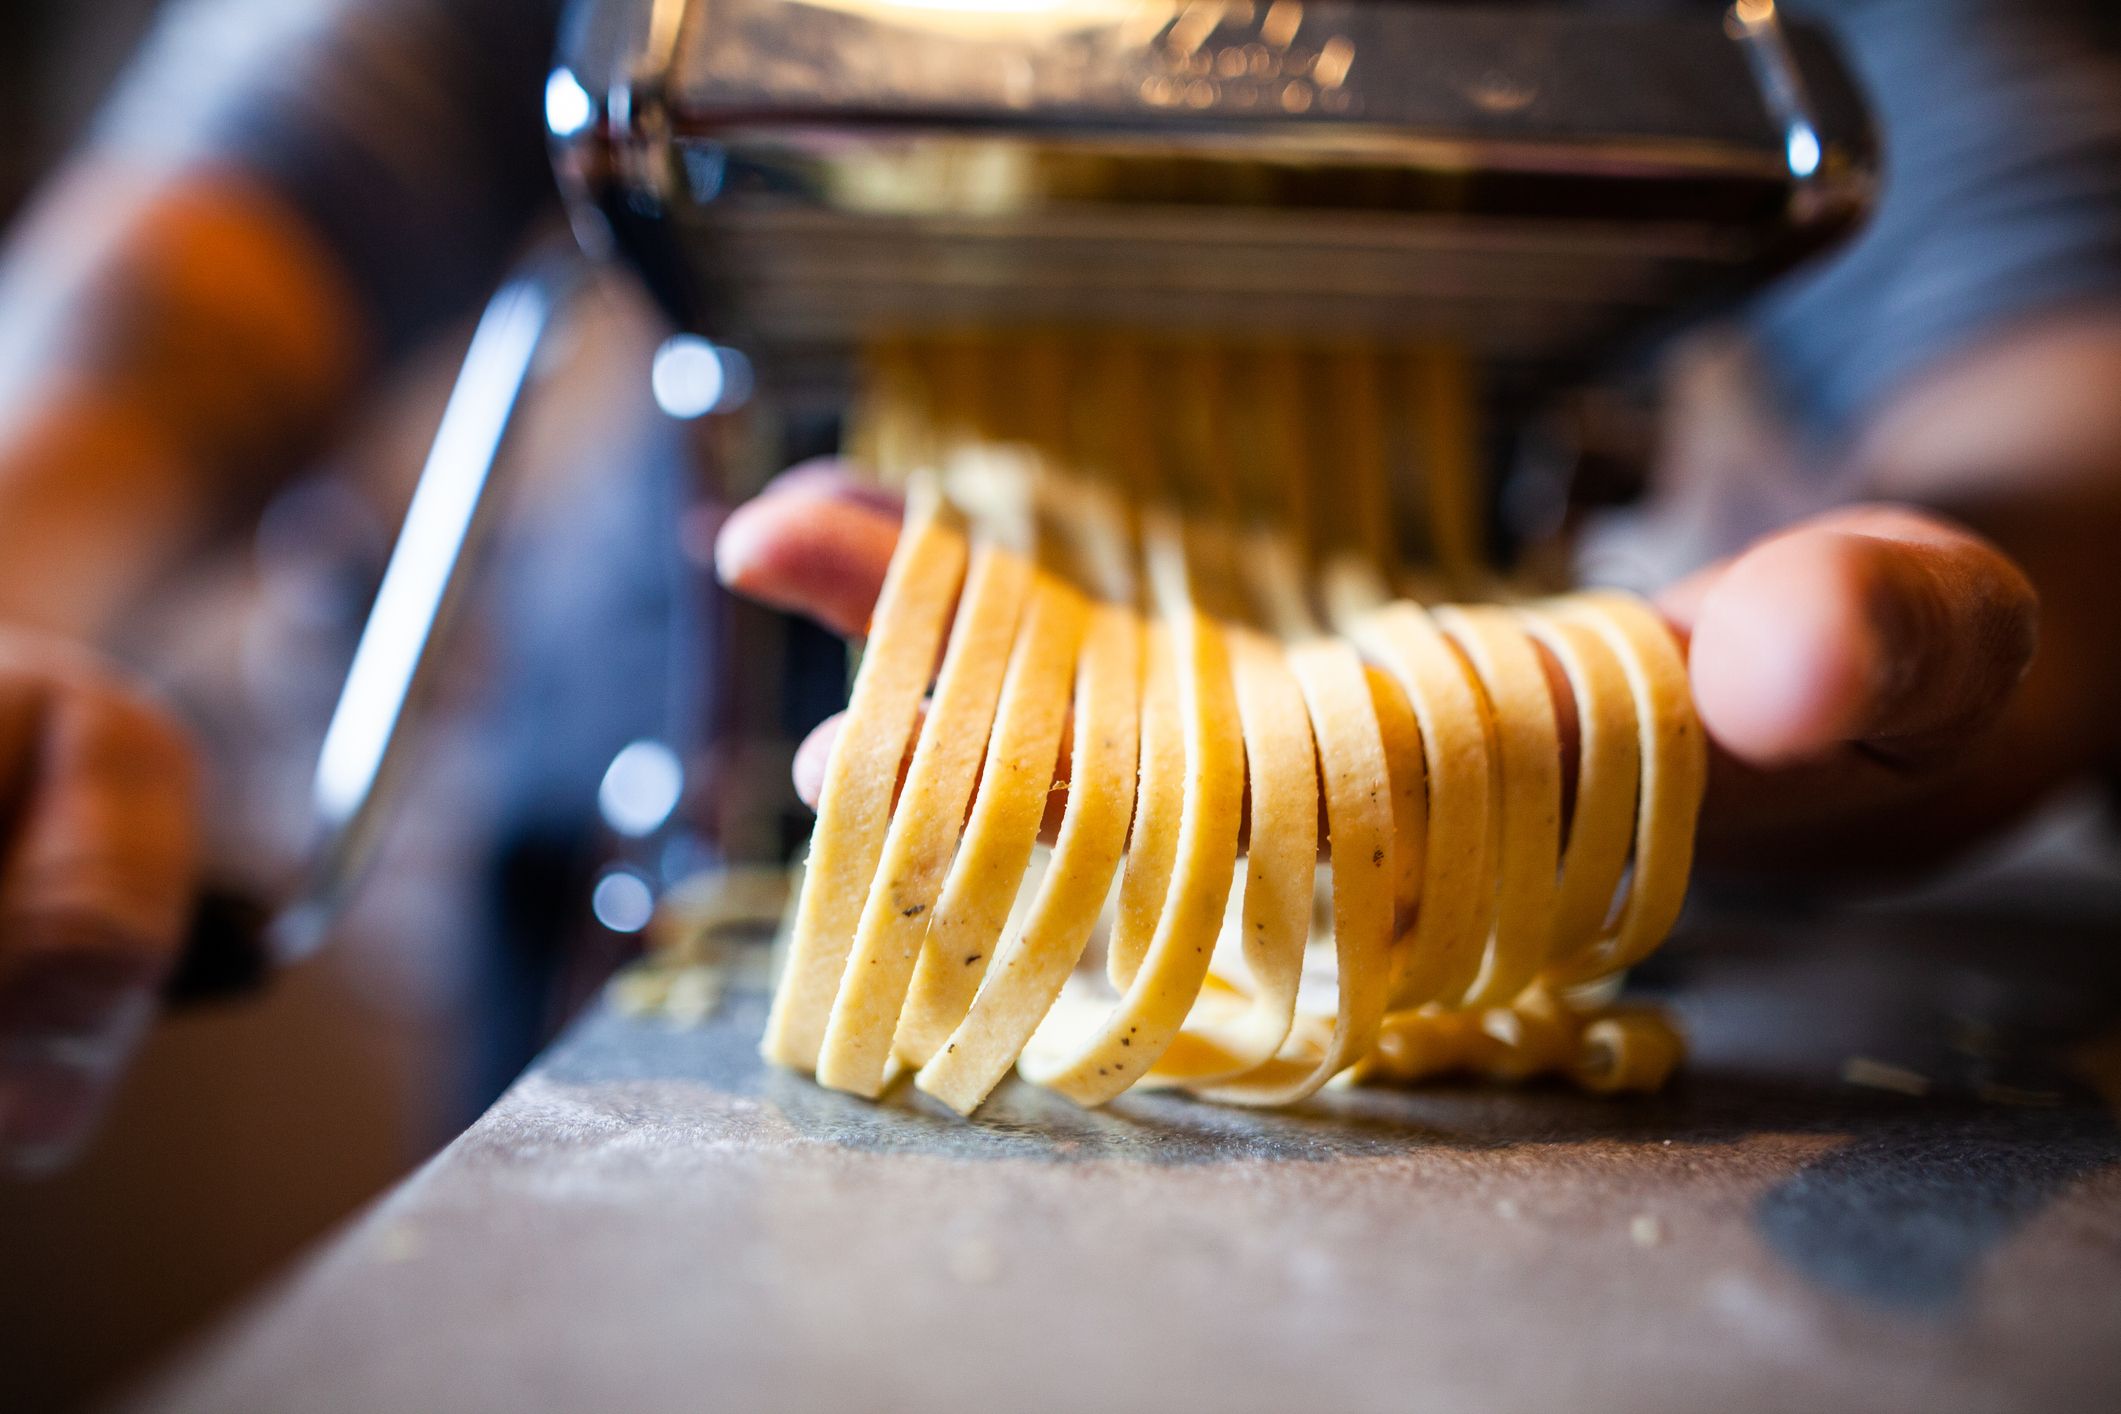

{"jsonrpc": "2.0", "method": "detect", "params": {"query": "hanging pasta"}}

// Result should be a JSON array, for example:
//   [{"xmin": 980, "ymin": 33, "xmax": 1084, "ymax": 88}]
[{"xmin": 766, "ymin": 333, "xmax": 1705, "ymax": 1115}]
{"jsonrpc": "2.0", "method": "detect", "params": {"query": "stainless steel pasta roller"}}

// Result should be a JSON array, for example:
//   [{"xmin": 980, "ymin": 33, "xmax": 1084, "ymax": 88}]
[{"xmin": 550, "ymin": 0, "xmax": 1876, "ymax": 406}]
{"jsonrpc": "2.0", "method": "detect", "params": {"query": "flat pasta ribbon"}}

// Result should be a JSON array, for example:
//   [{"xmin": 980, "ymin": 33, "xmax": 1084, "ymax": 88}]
[
  {"xmin": 760, "ymin": 490, "xmax": 967, "ymax": 1072},
  {"xmin": 763, "ymin": 335, "xmax": 1708, "ymax": 1116},
  {"xmin": 916, "ymin": 601, "xmax": 1143, "ymax": 1114}
]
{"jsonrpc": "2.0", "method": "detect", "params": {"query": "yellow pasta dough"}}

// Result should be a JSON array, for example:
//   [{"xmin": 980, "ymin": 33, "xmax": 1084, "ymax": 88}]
[
  {"xmin": 1131, "ymin": 627, "xmax": 1314, "ymax": 1090},
  {"xmin": 1019, "ymin": 515, "xmax": 1246, "ymax": 1105},
  {"xmin": 814, "ymin": 544, "xmax": 1033, "ymax": 1096},
  {"xmin": 916, "ymin": 601, "xmax": 1142, "ymax": 1113},
  {"xmin": 763, "ymin": 335, "xmax": 1708, "ymax": 1112},
  {"xmin": 760, "ymin": 486, "xmax": 966, "ymax": 1073},
  {"xmin": 891, "ymin": 576, "xmax": 1088, "ymax": 1068}
]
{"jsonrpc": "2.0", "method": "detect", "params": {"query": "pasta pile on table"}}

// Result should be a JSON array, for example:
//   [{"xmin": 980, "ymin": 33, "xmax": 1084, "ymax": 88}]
[{"xmin": 761, "ymin": 335, "xmax": 1706, "ymax": 1114}]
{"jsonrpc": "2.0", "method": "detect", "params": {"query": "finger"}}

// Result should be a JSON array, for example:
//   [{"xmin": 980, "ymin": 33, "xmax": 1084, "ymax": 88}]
[
  {"xmin": 763, "ymin": 457, "xmax": 907, "ymax": 517},
  {"xmin": 792, "ymin": 711, "xmax": 842, "ymax": 809},
  {"xmin": 0, "ymin": 675, "xmax": 199, "ymax": 1175},
  {"xmin": 1672, "ymin": 505, "xmax": 2037, "ymax": 768},
  {"xmin": 715, "ymin": 460, "xmax": 905, "ymax": 638},
  {"xmin": 0, "ymin": 941, "xmax": 159, "ymax": 1178}
]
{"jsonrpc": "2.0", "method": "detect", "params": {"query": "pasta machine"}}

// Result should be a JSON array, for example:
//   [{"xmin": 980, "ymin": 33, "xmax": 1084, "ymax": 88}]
[
  {"xmin": 174, "ymin": 0, "xmax": 1877, "ymax": 993},
  {"xmin": 549, "ymin": 0, "xmax": 1874, "ymax": 412}
]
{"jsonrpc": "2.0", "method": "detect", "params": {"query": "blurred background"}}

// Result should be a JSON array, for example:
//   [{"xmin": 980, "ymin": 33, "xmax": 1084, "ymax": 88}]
[{"xmin": 0, "ymin": 4, "xmax": 798, "ymax": 1408}]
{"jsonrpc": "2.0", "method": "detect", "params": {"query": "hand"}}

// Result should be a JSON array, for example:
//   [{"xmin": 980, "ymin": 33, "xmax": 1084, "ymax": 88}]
[
  {"xmin": 0, "ymin": 631, "xmax": 200, "ymax": 1176},
  {"xmin": 715, "ymin": 463, "xmax": 2044, "ymax": 882},
  {"xmin": 1663, "ymin": 504, "xmax": 2040, "ymax": 875}
]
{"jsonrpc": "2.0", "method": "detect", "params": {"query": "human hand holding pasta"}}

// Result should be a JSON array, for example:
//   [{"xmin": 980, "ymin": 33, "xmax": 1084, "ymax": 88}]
[
  {"xmin": 718, "ymin": 466, "xmax": 2041, "ymax": 883},
  {"xmin": 702, "ymin": 319, "xmax": 2121, "ymax": 1115}
]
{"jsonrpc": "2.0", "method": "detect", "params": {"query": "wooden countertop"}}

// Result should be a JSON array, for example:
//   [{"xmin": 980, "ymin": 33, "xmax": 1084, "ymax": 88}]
[{"xmin": 129, "ymin": 891, "xmax": 2121, "ymax": 1414}]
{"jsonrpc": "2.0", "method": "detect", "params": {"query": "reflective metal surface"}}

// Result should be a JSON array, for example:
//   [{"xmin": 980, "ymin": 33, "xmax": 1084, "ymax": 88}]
[
  {"xmin": 280, "ymin": 248, "xmax": 587, "ymax": 967},
  {"xmin": 552, "ymin": 0, "xmax": 1874, "ymax": 383}
]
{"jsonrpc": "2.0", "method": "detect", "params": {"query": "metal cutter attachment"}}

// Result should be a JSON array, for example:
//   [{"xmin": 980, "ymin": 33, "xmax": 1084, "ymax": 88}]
[{"xmin": 551, "ymin": 0, "xmax": 1875, "ymax": 402}]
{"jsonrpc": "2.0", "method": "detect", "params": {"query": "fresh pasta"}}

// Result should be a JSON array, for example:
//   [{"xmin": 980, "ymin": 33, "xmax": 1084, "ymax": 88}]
[{"xmin": 766, "ymin": 336, "xmax": 1705, "ymax": 1114}]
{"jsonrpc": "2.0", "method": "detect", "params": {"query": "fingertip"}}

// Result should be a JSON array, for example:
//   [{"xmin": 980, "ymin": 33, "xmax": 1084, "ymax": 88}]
[
  {"xmin": 714, "ymin": 460, "xmax": 898, "ymax": 592},
  {"xmin": 712, "ymin": 495, "xmax": 770, "ymax": 590},
  {"xmin": 1689, "ymin": 531, "xmax": 1884, "ymax": 767},
  {"xmin": 0, "ymin": 944, "xmax": 157, "ymax": 1177},
  {"xmin": 792, "ymin": 718, "xmax": 839, "ymax": 810},
  {"xmin": 714, "ymin": 484, "xmax": 902, "ymax": 637}
]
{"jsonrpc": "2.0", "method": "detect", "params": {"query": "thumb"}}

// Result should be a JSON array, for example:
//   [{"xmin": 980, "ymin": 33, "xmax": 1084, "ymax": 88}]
[{"xmin": 1670, "ymin": 506, "xmax": 2038, "ymax": 768}]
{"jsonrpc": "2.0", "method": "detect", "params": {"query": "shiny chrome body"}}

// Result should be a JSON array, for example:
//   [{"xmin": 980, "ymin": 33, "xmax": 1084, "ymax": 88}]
[{"xmin": 553, "ymin": 0, "xmax": 1874, "ymax": 391}]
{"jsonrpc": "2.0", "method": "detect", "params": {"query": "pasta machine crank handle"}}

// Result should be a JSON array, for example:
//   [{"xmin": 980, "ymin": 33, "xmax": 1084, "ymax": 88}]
[{"xmin": 166, "ymin": 245, "xmax": 586, "ymax": 1002}]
